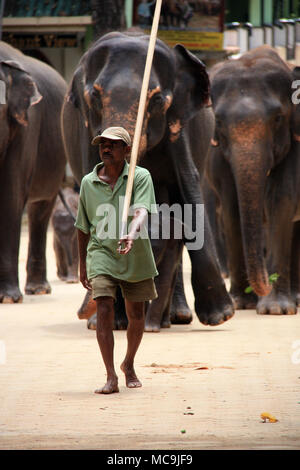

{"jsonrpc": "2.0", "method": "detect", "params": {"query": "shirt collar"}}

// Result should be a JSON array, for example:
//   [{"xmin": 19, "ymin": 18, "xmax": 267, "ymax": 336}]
[{"xmin": 91, "ymin": 160, "xmax": 129, "ymax": 183}]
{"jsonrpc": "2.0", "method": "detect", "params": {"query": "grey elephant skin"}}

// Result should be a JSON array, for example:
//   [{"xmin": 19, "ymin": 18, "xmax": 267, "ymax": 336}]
[
  {"xmin": 51, "ymin": 187, "xmax": 79, "ymax": 284},
  {"xmin": 206, "ymin": 45, "xmax": 300, "ymax": 315},
  {"xmin": 62, "ymin": 31, "xmax": 234, "ymax": 330},
  {"xmin": 0, "ymin": 41, "xmax": 67, "ymax": 303}
]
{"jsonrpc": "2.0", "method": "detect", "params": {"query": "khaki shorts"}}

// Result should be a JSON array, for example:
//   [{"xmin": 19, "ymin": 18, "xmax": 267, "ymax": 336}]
[{"xmin": 90, "ymin": 275, "xmax": 158, "ymax": 302}]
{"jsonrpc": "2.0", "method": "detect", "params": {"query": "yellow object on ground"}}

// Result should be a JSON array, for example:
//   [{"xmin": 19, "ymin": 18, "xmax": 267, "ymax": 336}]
[{"xmin": 261, "ymin": 413, "xmax": 278, "ymax": 423}]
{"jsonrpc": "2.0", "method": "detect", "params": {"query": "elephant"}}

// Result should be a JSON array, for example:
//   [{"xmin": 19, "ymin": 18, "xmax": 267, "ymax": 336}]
[
  {"xmin": 0, "ymin": 41, "xmax": 67, "ymax": 303},
  {"xmin": 51, "ymin": 187, "xmax": 79, "ymax": 284},
  {"xmin": 61, "ymin": 31, "xmax": 234, "ymax": 330},
  {"xmin": 206, "ymin": 45, "xmax": 300, "ymax": 315}
]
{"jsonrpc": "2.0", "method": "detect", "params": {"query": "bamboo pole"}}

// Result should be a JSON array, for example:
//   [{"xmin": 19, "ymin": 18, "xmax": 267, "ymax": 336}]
[{"xmin": 120, "ymin": 0, "xmax": 162, "ymax": 239}]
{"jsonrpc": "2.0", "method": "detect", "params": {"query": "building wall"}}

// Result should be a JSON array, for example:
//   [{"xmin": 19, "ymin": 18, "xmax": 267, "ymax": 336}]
[{"xmin": 39, "ymin": 46, "xmax": 84, "ymax": 85}]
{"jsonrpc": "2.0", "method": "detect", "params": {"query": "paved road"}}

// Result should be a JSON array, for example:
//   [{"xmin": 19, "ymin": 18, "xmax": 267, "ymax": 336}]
[{"xmin": 0, "ymin": 222, "xmax": 300, "ymax": 450}]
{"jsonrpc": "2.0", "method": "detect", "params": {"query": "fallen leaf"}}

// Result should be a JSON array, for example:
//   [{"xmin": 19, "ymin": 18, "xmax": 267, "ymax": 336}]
[{"xmin": 261, "ymin": 412, "xmax": 278, "ymax": 423}]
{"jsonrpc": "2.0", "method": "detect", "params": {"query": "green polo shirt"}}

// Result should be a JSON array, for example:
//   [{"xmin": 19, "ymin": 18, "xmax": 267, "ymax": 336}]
[{"xmin": 75, "ymin": 161, "xmax": 158, "ymax": 282}]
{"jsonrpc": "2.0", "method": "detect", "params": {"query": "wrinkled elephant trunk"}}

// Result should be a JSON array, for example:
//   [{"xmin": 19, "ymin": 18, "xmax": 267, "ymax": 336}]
[
  {"xmin": 93, "ymin": 84, "xmax": 149, "ymax": 159},
  {"xmin": 102, "ymin": 113, "xmax": 148, "ymax": 159},
  {"xmin": 231, "ymin": 139, "xmax": 272, "ymax": 297}
]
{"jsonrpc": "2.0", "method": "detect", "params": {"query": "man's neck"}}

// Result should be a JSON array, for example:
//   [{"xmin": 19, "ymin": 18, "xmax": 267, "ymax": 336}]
[{"xmin": 98, "ymin": 160, "xmax": 125, "ymax": 189}]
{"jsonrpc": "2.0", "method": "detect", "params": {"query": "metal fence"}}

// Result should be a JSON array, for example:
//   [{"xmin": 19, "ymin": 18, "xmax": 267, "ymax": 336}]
[{"xmin": 224, "ymin": 19, "xmax": 300, "ymax": 62}]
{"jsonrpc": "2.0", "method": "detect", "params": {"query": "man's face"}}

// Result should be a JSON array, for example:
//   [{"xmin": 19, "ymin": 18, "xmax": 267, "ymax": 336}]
[{"xmin": 99, "ymin": 138, "xmax": 129, "ymax": 165}]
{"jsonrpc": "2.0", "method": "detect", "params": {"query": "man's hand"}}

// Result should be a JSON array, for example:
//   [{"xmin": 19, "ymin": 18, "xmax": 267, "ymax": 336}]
[
  {"xmin": 80, "ymin": 263, "xmax": 92, "ymax": 291},
  {"xmin": 117, "ymin": 208, "xmax": 147, "ymax": 255},
  {"xmin": 117, "ymin": 236, "xmax": 134, "ymax": 255},
  {"xmin": 77, "ymin": 229, "xmax": 92, "ymax": 290}
]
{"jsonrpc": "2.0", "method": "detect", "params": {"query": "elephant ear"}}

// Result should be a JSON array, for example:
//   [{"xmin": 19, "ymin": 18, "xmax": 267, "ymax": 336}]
[
  {"xmin": 67, "ymin": 65, "xmax": 86, "ymax": 109},
  {"xmin": 1, "ymin": 60, "xmax": 42, "ymax": 126},
  {"xmin": 167, "ymin": 44, "xmax": 210, "ymax": 140},
  {"xmin": 292, "ymin": 66, "xmax": 300, "ymax": 141}
]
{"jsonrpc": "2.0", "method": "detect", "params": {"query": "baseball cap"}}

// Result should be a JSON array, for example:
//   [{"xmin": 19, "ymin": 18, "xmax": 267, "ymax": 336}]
[{"xmin": 91, "ymin": 127, "xmax": 131, "ymax": 146}]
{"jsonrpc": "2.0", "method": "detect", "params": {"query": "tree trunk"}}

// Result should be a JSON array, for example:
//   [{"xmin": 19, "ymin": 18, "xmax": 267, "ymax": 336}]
[{"xmin": 91, "ymin": 0, "xmax": 126, "ymax": 40}]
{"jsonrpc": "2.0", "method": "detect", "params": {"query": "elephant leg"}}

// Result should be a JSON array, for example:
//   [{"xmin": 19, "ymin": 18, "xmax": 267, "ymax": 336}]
[
  {"xmin": 77, "ymin": 290, "xmax": 96, "ymax": 320},
  {"xmin": 291, "ymin": 220, "xmax": 300, "ymax": 306},
  {"xmin": 0, "ymin": 168, "xmax": 24, "ymax": 303},
  {"xmin": 0, "ymin": 209, "xmax": 23, "ymax": 303},
  {"xmin": 166, "ymin": 137, "xmax": 234, "ymax": 326},
  {"xmin": 161, "ymin": 265, "xmax": 182, "ymax": 328},
  {"xmin": 66, "ymin": 235, "xmax": 79, "ymax": 283},
  {"xmin": 257, "ymin": 190, "xmax": 297, "ymax": 315},
  {"xmin": 113, "ymin": 287, "xmax": 128, "ymax": 330},
  {"xmin": 145, "ymin": 238, "xmax": 183, "ymax": 332},
  {"xmin": 170, "ymin": 258, "xmax": 193, "ymax": 324},
  {"xmin": 25, "ymin": 198, "xmax": 56, "ymax": 295},
  {"xmin": 188, "ymin": 230, "xmax": 234, "ymax": 326},
  {"xmin": 202, "ymin": 178, "xmax": 228, "ymax": 278},
  {"xmin": 53, "ymin": 236, "xmax": 68, "ymax": 281}
]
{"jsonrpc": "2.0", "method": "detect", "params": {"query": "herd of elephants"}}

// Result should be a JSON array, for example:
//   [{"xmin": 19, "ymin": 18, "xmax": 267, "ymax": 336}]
[{"xmin": 1, "ymin": 30, "xmax": 300, "ymax": 332}]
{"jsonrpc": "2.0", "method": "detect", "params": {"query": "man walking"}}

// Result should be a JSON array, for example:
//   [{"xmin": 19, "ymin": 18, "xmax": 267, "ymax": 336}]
[{"xmin": 75, "ymin": 127, "xmax": 158, "ymax": 394}]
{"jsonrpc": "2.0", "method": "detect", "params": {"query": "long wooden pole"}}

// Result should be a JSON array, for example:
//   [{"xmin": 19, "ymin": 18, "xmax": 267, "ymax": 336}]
[{"xmin": 120, "ymin": 0, "xmax": 162, "ymax": 239}]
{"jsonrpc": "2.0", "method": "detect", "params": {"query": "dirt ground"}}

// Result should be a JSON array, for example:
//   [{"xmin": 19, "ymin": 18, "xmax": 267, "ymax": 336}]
[{"xmin": 0, "ymin": 220, "xmax": 300, "ymax": 450}]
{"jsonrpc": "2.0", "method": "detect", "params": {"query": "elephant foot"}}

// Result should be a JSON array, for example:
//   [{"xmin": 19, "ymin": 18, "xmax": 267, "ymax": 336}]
[
  {"xmin": 257, "ymin": 294, "xmax": 297, "ymax": 315},
  {"xmin": 144, "ymin": 316, "xmax": 171, "ymax": 332},
  {"xmin": 0, "ymin": 285, "xmax": 23, "ymax": 304},
  {"xmin": 77, "ymin": 291, "xmax": 96, "ymax": 320},
  {"xmin": 196, "ymin": 301, "xmax": 234, "ymax": 326},
  {"xmin": 86, "ymin": 312, "xmax": 129, "ymax": 330},
  {"xmin": 170, "ymin": 306, "xmax": 193, "ymax": 324},
  {"xmin": 87, "ymin": 313, "xmax": 97, "ymax": 330},
  {"xmin": 144, "ymin": 320, "xmax": 161, "ymax": 332},
  {"xmin": 25, "ymin": 281, "xmax": 51, "ymax": 295},
  {"xmin": 231, "ymin": 291, "xmax": 258, "ymax": 310},
  {"xmin": 114, "ymin": 316, "xmax": 128, "ymax": 330},
  {"xmin": 161, "ymin": 318, "xmax": 171, "ymax": 328},
  {"xmin": 66, "ymin": 276, "xmax": 79, "ymax": 284}
]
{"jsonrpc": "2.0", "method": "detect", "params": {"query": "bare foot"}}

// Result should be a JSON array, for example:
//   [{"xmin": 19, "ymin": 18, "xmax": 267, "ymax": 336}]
[
  {"xmin": 120, "ymin": 363, "xmax": 142, "ymax": 388},
  {"xmin": 94, "ymin": 377, "xmax": 119, "ymax": 394}
]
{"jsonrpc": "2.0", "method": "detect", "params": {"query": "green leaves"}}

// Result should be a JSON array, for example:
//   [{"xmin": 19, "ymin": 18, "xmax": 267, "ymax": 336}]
[
  {"xmin": 244, "ymin": 285, "xmax": 254, "ymax": 294},
  {"xmin": 244, "ymin": 273, "xmax": 279, "ymax": 294}
]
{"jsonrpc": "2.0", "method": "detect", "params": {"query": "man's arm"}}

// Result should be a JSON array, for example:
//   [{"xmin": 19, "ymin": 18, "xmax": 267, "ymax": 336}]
[
  {"xmin": 77, "ymin": 229, "xmax": 92, "ymax": 290},
  {"xmin": 118, "ymin": 207, "xmax": 148, "ymax": 255}
]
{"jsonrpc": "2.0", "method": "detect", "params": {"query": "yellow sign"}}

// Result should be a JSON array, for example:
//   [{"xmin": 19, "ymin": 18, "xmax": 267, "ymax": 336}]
[{"xmin": 156, "ymin": 30, "xmax": 224, "ymax": 51}]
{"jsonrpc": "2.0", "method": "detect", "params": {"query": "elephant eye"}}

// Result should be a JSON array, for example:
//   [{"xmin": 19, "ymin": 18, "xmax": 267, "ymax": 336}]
[
  {"xmin": 149, "ymin": 94, "xmax": 164, "ymax": 113},
  {"xmin": 90, "ymin": 87, "xmax": 102, "ymax": 112},
  {"xmin": 274, "ymin": 114, "xmax": 283, "ymax": 125},
  {"xmin": 91, "ymin": 87, "xmax": 100, "ymax": 99}
]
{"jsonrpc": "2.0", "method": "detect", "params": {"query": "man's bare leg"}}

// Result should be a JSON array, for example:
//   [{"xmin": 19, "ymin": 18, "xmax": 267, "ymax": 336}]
[
  {"xmin": 94, "ymin": 296, "xmax": 119, "ymax": 394},
  {"xmin": 120, "ymin": 300, "xmax": 145, "ymax": 388}
]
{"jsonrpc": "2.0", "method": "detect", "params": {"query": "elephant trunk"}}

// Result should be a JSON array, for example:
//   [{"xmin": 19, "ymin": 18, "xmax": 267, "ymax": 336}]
[
  {"xmin": 230, "ymin": 127, "xmax": 272, "ymax": 297},
  {"xmin": 102, "ymin": 111, "xmax": 148, "ymax": 159},
  {"xmin": 91, "ymin": 83, "xmax": 149, "ymax": 158}
]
